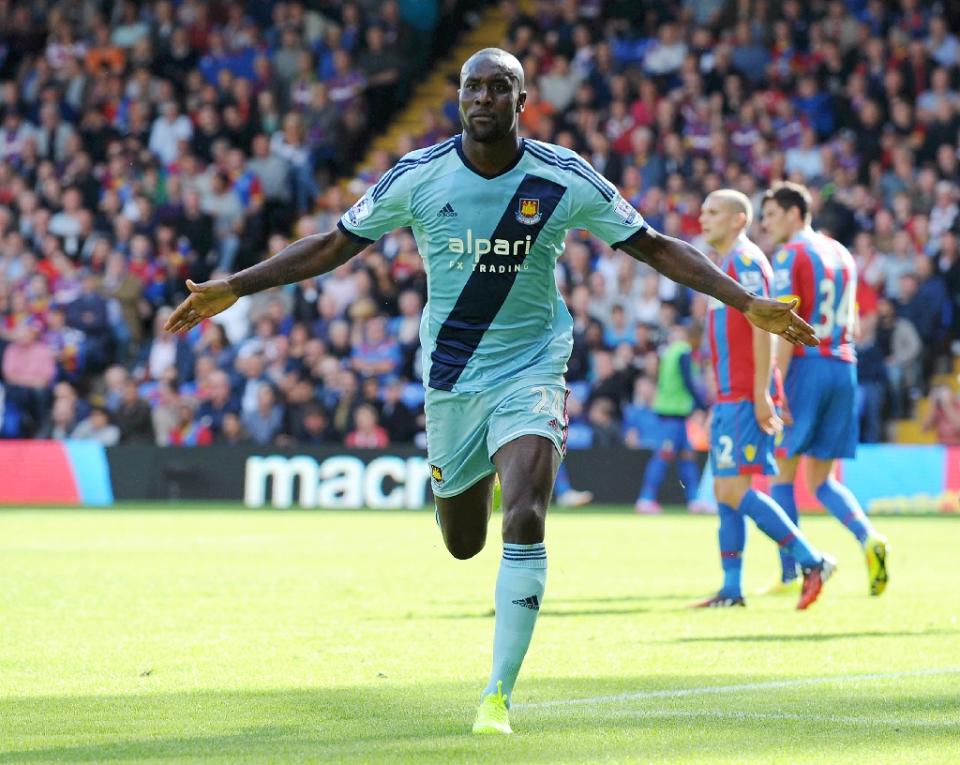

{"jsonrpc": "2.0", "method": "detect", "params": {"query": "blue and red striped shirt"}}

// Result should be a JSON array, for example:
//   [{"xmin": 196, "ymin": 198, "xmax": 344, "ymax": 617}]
[
  {"xmin": 771, "ymin": 230, "xmax": 857, "ymax": 363},
  {"xmin": 707, "ymin": 237, "xmax": 773, "ymax": 403}
]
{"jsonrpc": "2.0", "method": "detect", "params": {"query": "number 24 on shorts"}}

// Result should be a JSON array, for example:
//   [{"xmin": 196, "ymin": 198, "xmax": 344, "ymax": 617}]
[{"xmin": 531, "ymin": 386, "xmax": 565, "ymax": 420}]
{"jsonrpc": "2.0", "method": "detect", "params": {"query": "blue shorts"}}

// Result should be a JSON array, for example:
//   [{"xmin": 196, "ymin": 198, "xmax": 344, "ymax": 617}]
[
  {"xmin": 425, "ymin": 376, "xmax": 567, "ymax": 498},
  {"xmin": 780, "ymin": 357, "xmax": 858, "ymax": 460},
  {"xmin": 652, "ymin": 414, "xmax": 691, "ymax": 457},
  {"xmin": 710, "ymin": 400, "xmax": 778, "ymax": 477}
]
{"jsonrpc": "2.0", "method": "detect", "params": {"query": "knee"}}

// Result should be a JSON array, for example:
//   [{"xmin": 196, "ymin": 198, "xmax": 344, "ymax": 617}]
[
  {"xmin": 714, "ymin": 486, "xmax": 738, "ymax": 507},
  {"xmin": 502, "ymin": 500, "xmax": 547, "ymax": 541},
  {"xmin": 444, "ymin": 535, "xmax": 485, "ymax": 560},
  {"xmin": 714, "ymin": 480, "xmax": 746, "ymax": 508}
]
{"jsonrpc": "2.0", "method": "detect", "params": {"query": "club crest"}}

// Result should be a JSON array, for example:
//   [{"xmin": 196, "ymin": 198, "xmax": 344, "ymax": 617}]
[{"xmin": 516, "ymin": 198, "xmax": 541, "ymax": 225}]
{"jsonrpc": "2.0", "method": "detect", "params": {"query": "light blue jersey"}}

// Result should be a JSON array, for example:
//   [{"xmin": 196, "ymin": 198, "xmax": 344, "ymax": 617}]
[{"xmin": 338, "ymin": 135, "xmax": 648, "ymax": 393}]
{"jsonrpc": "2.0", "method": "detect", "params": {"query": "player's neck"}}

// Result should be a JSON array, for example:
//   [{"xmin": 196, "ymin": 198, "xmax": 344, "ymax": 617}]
[
  {"xmin": 714, "ymin": 232, "xmax": 746, "ymax": 257},
  {"xmin": 460, "ymin": 131, "xmax": 523, "ymax": 176}
]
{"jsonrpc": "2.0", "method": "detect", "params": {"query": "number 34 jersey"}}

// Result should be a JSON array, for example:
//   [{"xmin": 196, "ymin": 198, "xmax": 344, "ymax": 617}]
[
  {"xmin": 337, "ymin": 136, "xmax": 648, "ymax": 393},
  {"xmin": 771, "ymin": 229, "xmax": 857, "ymax": 364}
]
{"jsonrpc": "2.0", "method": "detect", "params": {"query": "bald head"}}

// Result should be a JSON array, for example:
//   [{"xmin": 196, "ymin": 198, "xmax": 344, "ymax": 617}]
[
  {"xmin": 458, "ymin": 47, "xmax": 527, "ymax": 144},
  {"xmin": 707, "ymin": 189, "xmax": 753, "ymax": 229},
  {"xmin": 461, "ymin": 48, "xmax": 525, "ymax": 91},
  {"xmin": 700, "ymin": 189, "xmax": 754, "ymax": 252}
]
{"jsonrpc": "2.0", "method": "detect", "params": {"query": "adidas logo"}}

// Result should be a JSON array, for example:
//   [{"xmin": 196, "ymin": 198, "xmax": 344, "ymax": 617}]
[
  {"xmin": 437, "ymin": 202, "xmax": 457, "ymax": 217},
  {"xmin": 512, "ymin": 595, "xmax": 540, "ymax": 610}
]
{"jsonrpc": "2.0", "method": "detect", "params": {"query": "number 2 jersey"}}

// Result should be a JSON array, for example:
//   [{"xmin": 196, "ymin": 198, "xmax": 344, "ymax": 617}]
[
  {"xmin": 707, "ymin": 236, "xmax": 773, "ymax": 403},
  {"xmin": 337, "ymin": 136, "xmax": 648, "ymax": 393},
  {"xmin": 771, "ymin": 229, "xmax": 857, "ymax": 364}
]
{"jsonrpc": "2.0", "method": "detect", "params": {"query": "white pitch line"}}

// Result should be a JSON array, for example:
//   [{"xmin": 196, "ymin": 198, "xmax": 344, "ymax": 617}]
[
  {"xmin": 517, "ymin": 667, "xmax": 960, "ymax": 710},
  {"xmin": 579, "ymin": 709, "xmax": 957, "ymax": 729}
]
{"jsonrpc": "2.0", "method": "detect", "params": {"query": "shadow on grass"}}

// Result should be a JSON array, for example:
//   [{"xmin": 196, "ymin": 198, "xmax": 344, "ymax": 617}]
[
  {"xmin": 427, "ymin": 605, "xmax": 652, "ymax": 619},
  {"xmin": 674, "ymin": 627, "xmax": 960, "ymax": 643},
  {"xmin": 1, "ymin": 674, "xmax": 957, "ymax": 764}
]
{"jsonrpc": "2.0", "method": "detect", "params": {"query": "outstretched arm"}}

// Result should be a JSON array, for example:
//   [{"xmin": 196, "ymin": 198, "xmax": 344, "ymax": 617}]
[
  {"xmin": 620, "ymin": 229, "xmax": 817, "ymax": 347},
  {"xmin": 164, "ymin": 228, "xmax": 366, "ymax": 333}
]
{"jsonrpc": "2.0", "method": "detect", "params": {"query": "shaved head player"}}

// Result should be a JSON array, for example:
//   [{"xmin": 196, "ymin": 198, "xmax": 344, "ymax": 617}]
[{"xmin": 165, "ymin": 48, "xmax": 817, "ymax": 734}]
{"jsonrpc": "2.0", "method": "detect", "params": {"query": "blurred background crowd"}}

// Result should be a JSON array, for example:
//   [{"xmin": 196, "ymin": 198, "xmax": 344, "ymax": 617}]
[{"xmin": 0, "ymin": 0, "xmax": 958, "ymax": 449}]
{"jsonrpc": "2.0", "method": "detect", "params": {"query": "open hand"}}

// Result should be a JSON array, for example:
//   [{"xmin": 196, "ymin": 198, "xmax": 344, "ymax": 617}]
[
  {"xmin": 164, "ymin": 279, "xmax": 238, "ymax": 334},
  {"xmin": 744, "ymin": 297, "xmax": 817, "ymax": 347}
]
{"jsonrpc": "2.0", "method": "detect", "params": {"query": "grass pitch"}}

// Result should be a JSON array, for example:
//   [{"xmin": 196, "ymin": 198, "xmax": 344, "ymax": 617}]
[{"xmin": 0, "ymin": 507, "xmax": 957, "ymax": 765}]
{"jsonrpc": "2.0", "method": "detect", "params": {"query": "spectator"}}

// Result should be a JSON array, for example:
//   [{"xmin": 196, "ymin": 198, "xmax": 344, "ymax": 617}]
[
  {"xmin": 196, "ymin": 369, "xmax": 240, "ymax": 436},
  {"xmin": 351, "ymin": 316, "xmax": 401, "ymax": 382},
  {"xmin": 148, "ymin": 100, "xmax": 193, "ymax": 166},
  {"xmin": 168, "ymin": 398, "xmax": 213, "ymax": 446},
  {"xmin": 297, "ymin": 403, "xmax": 338, "ymax": 445},
  {"xmin": 875, "ymin": 297, "xmax": 922, "ymax": 418},
  {"xmin": 586, "ymin": 349, "xmax": 630, "ymax": 420},
  {"xmin": 62, "ymin": 270, "xmax": 113, "ymax": 372},
  {"xmin": 623, "ymin": 376, "xmax": 658, "ymax": 450},
  {"xmin": 115, "ymin": 378, "xmax": 154, "ymax": 444},
  {"xmin": 42, "ymin": 393, "xmax": 78, "ymax": 440},
  {"xmin": 899, "ymin": 257, "xmax": 950, "ymax": 382},
  {"xmin": 644, "ymin": 22, "xmax": 687, "ymax": 77},
  {"xmin": 218, "ymin": 411, "xmax": 250, "ymax": 445},
  {"xmin": 269, "ymin": 112, "xmax": 319, "ymax": 214},
  {"xmin": 135, "ymin": 308, "xmax": 194, "ymax": 383},
  {"xmin": 379, "ymin": 377, "xmax": 417, "ymax": 443},
  {"xmin": 923, "ymin": 385, "xmax": 960, "ymax": 445},
  {"xmin": 345, "ymin": 402, "xmax": 390, "ymax": 448},
  {"xmin": 539, "ymin": 55, "xmax": 580, "ymax": 112},
  {"xmin": 359, "ymin": 25, "xmax": 402, "ymax": 132},
  {"xmin": 856, "ymin": 313, "xmax": 888, "ymax": 444},
  {"xmin": 242, "ymin": 382, "xmax": 285, "ymax": 445},
  {"xmin": 71, "ymin": 403, "xmax": 120, "ymax": 446},
  {"xmin": 587, "ymin": 398, "xmax": 621, "ymax": 448},
  {"xmin": 1, "ymin": 319, "xmax": 55, "ymax": 433}
]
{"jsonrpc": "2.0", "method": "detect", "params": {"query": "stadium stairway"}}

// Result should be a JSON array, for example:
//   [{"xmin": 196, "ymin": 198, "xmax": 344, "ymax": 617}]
[
  {"xmin": 341, "ymin": 1, "xmax": 534, "ymax": 195},
  {"xmin": 892, "ymin": 355, "xmax": 960, "ymax": 444}
]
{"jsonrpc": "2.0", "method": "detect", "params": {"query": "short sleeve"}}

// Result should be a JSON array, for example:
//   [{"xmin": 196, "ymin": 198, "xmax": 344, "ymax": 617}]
[
  {"xmin": 771, "ymin": 246, "xmax": 814, "ymax": 321},
  {"xmin": 337, "ymin": 162, "xmax": 416, "ymax": 244},
  {"xmin": 733, "ymin": 256, "xmax": 770, "ymax": 299},
  {"xmin": 564, "ymin": 157, "xmax": 647, "ymax": 248}
]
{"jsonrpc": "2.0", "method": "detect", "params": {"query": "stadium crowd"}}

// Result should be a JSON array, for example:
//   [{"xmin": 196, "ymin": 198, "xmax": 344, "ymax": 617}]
[{"xmin": 0, "ymin": 0, "xmax": 958, "ymax": 449}]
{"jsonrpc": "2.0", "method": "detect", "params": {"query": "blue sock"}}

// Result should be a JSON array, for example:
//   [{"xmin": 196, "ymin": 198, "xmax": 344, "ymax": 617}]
[
  {"xmin": 554, "ymin": 463, "xmax": 572, "ymax": 496},
  {"xmin": 678, "ymin": 458, "xmax": 700, "ymax": 503},
  {"xmin": 718, "ymin": 503, "xmax": 746, "ymax": 598},
  {"xmin": 640, "ymin": 456, "xmax": 669, "ymax": 501},
  {"xmin": 739, "ymin": 489, "xmax": 820, "ymax": 569},
  {"xmin": 816, "ymin": 477, "xmax": 873, "ymax": 544},
  {"xmin": 484, "ymin": 543, "xmax": 547, "ymax": 704},
  {"xmin": 770, "ymin": 483, "xmax": 799, "ymax": 581}
]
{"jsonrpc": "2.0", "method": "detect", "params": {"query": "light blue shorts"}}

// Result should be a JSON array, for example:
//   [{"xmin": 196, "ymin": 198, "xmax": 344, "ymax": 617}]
[{"xmin": 425, "ymin": 376, "xmax": 568, "ymax": 498}]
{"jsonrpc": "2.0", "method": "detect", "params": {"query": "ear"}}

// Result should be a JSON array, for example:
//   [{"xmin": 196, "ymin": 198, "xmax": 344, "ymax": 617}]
[{"xmin": 517, "ymin": 89, "xmax": 527, "ymax": 113}]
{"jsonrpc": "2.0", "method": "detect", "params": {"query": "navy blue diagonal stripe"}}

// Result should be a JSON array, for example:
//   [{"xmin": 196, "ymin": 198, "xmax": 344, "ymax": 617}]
[
  {"xmin": 524, "ymin": 142, "xmax": 614, "ymax": 201},
  {"xmin": 372, "ymin": 139, "xmax": 456, "ymax": 201},
  {"xmin": 428, "ymin": 174, "xmax": 567, "ymax": 391}
]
